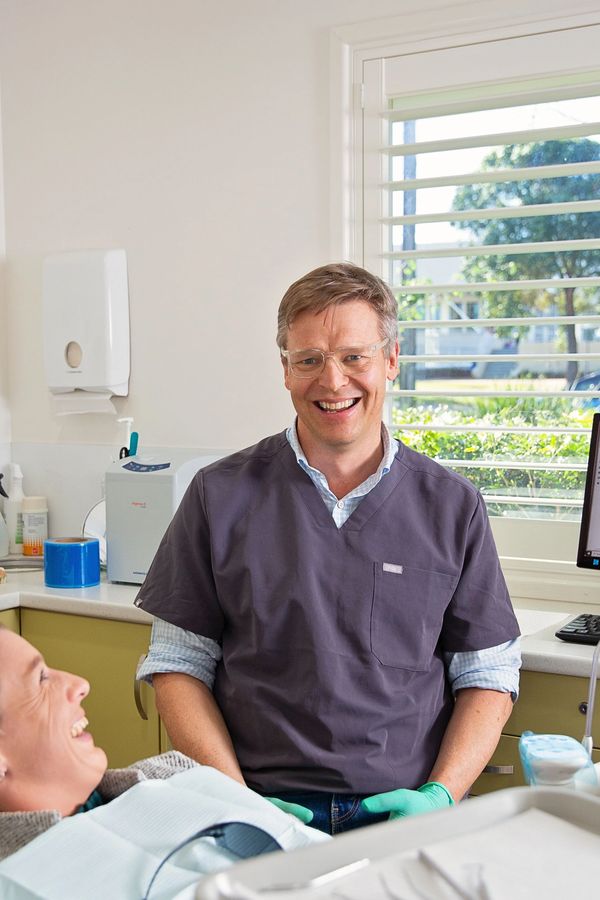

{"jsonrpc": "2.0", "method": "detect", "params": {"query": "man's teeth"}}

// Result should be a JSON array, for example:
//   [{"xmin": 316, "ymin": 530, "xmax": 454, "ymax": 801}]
[
  {"xmin": 71, "ymin": 717, "xmax": 89, "ymax": 738},
  {"xmin": 317, "ymin": 399, "xmax": 357, "ymax": 411}
]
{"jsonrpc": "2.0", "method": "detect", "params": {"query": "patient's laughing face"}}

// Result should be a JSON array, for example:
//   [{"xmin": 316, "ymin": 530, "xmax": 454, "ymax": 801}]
[{"xmin": 0, "ymin": 629, "xmax": 107, "ymax": 815}]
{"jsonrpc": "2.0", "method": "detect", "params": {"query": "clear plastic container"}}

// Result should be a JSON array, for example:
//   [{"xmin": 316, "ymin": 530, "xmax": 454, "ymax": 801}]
[
  {"xmin": 5, "ymin": 463, "xmax": 25, "ymax": 554},
  {"xmin": 0, "ymin": 511, "xmax": 8, "ymax": 558},
  {"xmin": 519, "ymin": 731, "xmax": 598, "ymax": 791},
  {"xmin": 0, "ymin": 474, "xmax": 9, "ymax": 557}
]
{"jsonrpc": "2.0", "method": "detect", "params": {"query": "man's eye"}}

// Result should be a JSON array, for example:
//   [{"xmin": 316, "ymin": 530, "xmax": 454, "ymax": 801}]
[
  {"xmin": 40, "ymin": 669, "xmax": 49, "ymax": 684},
  {"xmin": 297, "ymin": 356, "xmax": 319, "ymax": 367},
  {"xmin": 343, "ymin": 352, "xmax": 365, "ymax": 364}
]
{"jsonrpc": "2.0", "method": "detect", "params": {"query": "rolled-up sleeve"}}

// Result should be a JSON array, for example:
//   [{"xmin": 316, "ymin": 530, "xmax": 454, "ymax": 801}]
[
  {"xmin": 444, "ymin": 638, "xmax": 521, "ymax": 700},
  {"xmin": 136, "ymin": 617, "xmax": 222, "ymax": 689}
]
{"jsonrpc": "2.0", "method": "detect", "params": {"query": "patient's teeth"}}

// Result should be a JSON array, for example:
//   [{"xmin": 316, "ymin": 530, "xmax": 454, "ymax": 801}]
[{"xmin": 71, "ymin": 716, "xmax": 89, "ymax": 738}]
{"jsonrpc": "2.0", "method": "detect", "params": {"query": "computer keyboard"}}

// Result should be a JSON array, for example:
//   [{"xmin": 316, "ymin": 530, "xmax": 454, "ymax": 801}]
[{"xmin": 555, "ymin": 614, "xmax": 600, "ymax": 645}]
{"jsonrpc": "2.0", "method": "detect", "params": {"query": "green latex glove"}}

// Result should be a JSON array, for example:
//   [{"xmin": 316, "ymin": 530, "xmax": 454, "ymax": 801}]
[
  {"xmin": 361, "ymin": 781, "xmax": 454, "ymax": 820},
  {"xmin": 266, "ymin": 797, "xmax": 314, "ymax": 824}
]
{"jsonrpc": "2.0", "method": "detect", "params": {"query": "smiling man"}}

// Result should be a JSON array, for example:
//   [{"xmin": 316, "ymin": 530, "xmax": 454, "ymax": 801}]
[{"xmin": 136, "ymin": 262, "xmax": 521, "ymax": 834}]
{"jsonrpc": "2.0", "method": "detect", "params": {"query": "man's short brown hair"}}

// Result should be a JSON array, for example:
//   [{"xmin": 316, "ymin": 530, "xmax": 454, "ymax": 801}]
[{"xmin": 276, "ymin": 263, "xmax": 398, "ymax": 355}]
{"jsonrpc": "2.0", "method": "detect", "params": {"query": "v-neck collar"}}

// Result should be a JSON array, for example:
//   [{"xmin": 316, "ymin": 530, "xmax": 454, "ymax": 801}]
[{"xmin": 277, "ymin": 439, "xmax": 408, "ymax": 533}]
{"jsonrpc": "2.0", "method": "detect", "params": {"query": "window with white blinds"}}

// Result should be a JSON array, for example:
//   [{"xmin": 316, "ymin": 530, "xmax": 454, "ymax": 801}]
[{"xmin": 360, "ymin": 27, "xmax": 600, "ymax": 527}]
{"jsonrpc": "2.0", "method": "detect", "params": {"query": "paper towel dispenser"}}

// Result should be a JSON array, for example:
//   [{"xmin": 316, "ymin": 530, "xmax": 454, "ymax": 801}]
[{"xmin": 42, "ymin": 249, "xmax": 130, "ymax": 397}]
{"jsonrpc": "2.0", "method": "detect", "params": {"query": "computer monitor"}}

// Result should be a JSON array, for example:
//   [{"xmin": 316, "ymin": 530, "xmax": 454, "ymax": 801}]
[{"xmin": 577, "ymin": 412, "xmax": 600, "ymax": 570}]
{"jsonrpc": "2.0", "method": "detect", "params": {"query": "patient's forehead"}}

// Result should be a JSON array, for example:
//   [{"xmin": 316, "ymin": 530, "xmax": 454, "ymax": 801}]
[
  {"xmin": 0, "ymin": 626, "xmax": 27, "ymax": 661},
  {"xmin": 0, "ymin": 630, "xmax": 42, "ymax": 705}
]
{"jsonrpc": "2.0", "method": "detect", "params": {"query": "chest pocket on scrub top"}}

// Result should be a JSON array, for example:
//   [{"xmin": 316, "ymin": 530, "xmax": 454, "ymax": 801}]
[{"xmin": 370, "ymin": 562, "xmax": 457, "ymax": 670}]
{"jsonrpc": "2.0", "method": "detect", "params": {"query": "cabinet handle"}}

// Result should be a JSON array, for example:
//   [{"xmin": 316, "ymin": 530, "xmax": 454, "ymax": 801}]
[
  {"xmin": 483, "ymin": 764, "xmax": 514, "ymax": 775},
  {"xmin": 134, "ymin": 654, "xmax": 148, "ymax": 721}
]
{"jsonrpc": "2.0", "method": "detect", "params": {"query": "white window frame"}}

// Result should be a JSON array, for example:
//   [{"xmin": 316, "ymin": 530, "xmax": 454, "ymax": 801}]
[{"xmin": 330, "ymin": 2, "xmax": 600, "ymax": 607}]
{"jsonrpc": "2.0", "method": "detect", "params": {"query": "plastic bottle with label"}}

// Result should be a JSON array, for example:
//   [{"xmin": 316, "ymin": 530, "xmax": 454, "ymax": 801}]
[
  {"xmin": 0, "ymin": 474, "xmax": 9, "ymax": 558},
  {"xmin": 5, "ymin": 463, "xmax": 25, "ymax": 555},
  {"xmin": 22, "ymin": 496, "xmax": 48, "ymax": 557}
]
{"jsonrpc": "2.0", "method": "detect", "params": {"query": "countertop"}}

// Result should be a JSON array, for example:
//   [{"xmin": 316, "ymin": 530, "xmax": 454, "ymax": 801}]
[
  {"xmin": 514, "ymin": 602, "xmax": 600, "ymax": 678},
  {"xmin": 0, "ymin": 568, "xmax": 147, "ymax": 624},
  {"xmin": 1, "ymin": 570, "xmax": 599, "ymax": 677}
]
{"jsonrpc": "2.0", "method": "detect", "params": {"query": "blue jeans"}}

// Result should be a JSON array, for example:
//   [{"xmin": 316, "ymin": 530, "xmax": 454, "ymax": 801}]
[{"xmin": 269, "ymin": 791, "xmax": 389, "ymax": 835}]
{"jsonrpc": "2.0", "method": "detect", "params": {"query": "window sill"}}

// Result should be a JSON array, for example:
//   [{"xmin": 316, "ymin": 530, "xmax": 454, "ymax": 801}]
[{"xmin": 501, "ymin": 555, "xmax": 600, "ymax": 608}]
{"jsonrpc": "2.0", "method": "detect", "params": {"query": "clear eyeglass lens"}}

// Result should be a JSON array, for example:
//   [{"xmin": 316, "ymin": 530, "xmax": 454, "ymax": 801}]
[{"xmin": 289, "ymin": 346, "xmax": 376, "ymax": 377}]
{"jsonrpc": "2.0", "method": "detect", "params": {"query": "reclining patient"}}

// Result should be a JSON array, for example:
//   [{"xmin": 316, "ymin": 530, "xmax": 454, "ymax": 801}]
[{"xmin": 0, "ymin": 626, "xmax": 327, "ymax": 898}]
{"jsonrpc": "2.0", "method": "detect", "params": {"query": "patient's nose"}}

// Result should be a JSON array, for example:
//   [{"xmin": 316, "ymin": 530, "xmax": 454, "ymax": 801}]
[{"xmin": 63, "ymin": 670, "xmax": 90, "ymax": 701}]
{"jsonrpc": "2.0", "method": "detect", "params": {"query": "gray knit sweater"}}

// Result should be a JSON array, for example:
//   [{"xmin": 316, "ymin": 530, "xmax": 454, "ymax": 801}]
[{"xmin": 0, "ymin": 751, "xmax": 198, "ymax": 861}]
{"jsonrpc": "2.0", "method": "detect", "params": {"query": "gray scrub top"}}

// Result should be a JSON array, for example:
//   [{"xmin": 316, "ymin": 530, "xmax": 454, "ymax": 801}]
[{"xmin": 136, "ymin": 431, "xmax": 519, "ymax": 794}]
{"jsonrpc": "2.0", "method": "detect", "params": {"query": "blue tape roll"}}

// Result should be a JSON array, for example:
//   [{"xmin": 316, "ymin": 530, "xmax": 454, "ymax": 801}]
[{"xmin": 44, "ymin": 538, "xmax": 101, "ymax": 588}]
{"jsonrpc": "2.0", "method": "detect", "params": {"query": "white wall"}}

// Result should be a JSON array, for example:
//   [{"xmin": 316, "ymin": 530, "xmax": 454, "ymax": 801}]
[
  {"xmin": 1, "ymin": 0, "xmax": 413, "ymax": 454},
  {"xmin": 1, "ymin": 0, "xmax": 599, "ymax": 532},
  {"xmin": 0, "ymin": 84, "xmax": 9, "ymax": 474}
]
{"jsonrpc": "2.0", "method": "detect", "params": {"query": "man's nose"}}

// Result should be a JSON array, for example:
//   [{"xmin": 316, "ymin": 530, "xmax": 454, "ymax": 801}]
[{"xmin": 318, "ymin": 356, "xmax": 349, "ymax": 391}]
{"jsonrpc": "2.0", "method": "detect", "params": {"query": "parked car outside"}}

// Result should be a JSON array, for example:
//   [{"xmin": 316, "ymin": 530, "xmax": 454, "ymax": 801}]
[{"xmin": 569, "ymin": 370, "xmax": 600, "ymax": 409}]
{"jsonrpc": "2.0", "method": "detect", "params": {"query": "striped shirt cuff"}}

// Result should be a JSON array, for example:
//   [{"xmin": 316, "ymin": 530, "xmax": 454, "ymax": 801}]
[
  {"xmin": 136, "ymin": 618, "xmax": 221, "ymax": 690},
  {"xmin": 444, "ymin": 638, "xmax": 521, "ymax": 700}
]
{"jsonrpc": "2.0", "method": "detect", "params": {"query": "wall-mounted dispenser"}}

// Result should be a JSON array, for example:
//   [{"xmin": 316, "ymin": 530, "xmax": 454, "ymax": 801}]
[{"xmin": 42, "ymin": 249, "xmax": 130, "ymax": 415}]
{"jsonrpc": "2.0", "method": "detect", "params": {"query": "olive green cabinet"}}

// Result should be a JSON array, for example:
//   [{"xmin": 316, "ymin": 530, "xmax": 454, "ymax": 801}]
[
  {"xmin": 20, "ymin": 609, "xmax": 160, "ymax": 769},
  {"xmin": 0, "ymin": 607, "xmax": 20, "ymax": 631},
  {"xmin": 472, "ymin": 669, "xmax": 600, "ymax": 795}
]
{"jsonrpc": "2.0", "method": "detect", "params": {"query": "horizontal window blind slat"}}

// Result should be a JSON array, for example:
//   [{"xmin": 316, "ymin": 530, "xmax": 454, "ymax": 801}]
[
  {"xmin": 385, "ymin": 238, "xmax": 600, "ymax": 260},
  {"xmin": 384, "ymin": 160, "xmax": 600, "ymax": 192},
  {"xmin": 383, "ymin": 79, "xmax": 600, "ymax": 123},
  {"xmin": 437, "ymin": 459, "xmax": 587, "ymax": 471},
  {"xmin": 399, "ymin": 352, "xmax": 600, "ymax": 362},
  {"xmin": 385, "ymin": 121, "xmax": 600, "ymax": 157},
  {"xmin": 390, "ymin": 423, "xmax": 588, "ymax": 434},
  {"xmin": 480, "ymin": 495, "xmax": 582, "ymax": 508},
  {"xmin": 397, "ymin": 315, "xmax": 600, "ymax": 328},
  {"xmin": 389, "ymin": 388, "xmax": 600, "ymax": 399},
  {"xmin": 385, "ymin": 199, "xmax": 600, "ymax": 227},
  {"xmin": 392, "ymin": 278, "xmax": 600, "ymax": 294}
]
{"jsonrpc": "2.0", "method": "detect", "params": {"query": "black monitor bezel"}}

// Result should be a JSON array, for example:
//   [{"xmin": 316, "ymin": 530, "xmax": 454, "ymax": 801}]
[{"xmin": 577, "ymin": 412, "xmax": 600, "ymax": 569}]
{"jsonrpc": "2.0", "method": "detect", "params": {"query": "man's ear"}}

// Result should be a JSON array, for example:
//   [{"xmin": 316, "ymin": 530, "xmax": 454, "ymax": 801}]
[
  {"xmin": 387, "ymin": 338, "xmax": 400, "ymax": 381},
  {"xmin": 281, "ymin": 354, "xmax": 292, "ymax": 391}
]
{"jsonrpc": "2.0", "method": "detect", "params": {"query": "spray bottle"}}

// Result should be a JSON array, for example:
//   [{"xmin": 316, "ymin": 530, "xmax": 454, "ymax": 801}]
[
  {"xmin": 5, "ymin": 463, "xmax": 25, "ymax": 555},
  {"xmin": 0, "ymin": 474, "xmax": 9, "ymax": 558}
]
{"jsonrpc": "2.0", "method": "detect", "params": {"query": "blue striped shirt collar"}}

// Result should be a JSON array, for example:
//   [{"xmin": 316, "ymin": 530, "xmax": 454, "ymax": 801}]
[{"xmin": 285, "ymin": 420, "xmax": 398, "ymax": 504}]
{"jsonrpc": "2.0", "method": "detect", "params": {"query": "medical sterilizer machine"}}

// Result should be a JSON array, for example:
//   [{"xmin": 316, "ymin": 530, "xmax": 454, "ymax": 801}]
[{"xmin": 105, "ymin": 451, "xmax": 220, "ymax": 584}]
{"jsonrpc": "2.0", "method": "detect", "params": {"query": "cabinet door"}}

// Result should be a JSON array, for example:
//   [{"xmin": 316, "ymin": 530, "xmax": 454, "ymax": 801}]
[
  {"xmin": 0, "ymin": 608, "xmax": 19, "ymax": 631},
  {"xmin": 470, "ymin": 735, "xmax": 524, "ymax": 795},
  {"xmin": 21, "ymin": 609, "xmax": 159, "ymax": 768},
  {"xmin": 506, "ymin": 670, "xmax": 599, "ymax": 740}
]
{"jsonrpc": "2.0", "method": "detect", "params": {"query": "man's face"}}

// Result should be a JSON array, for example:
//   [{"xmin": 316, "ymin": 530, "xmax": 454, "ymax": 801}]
[
  {"xmin": 283, "ymin": 300, "xmax": 399, "ymax": 458},
  {"xmin": 0, "ymin": 630, "xmax": 107, "ymax": 815}
]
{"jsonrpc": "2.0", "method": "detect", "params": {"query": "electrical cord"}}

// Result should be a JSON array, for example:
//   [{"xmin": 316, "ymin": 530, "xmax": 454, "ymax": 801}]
[
  {"xmin": 582, "ymin": 637, "xmax": 600, "ymax": 756},
  {"xmin": 141, "ymin": 820, "xmax": 282, "ymax": 900}
]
